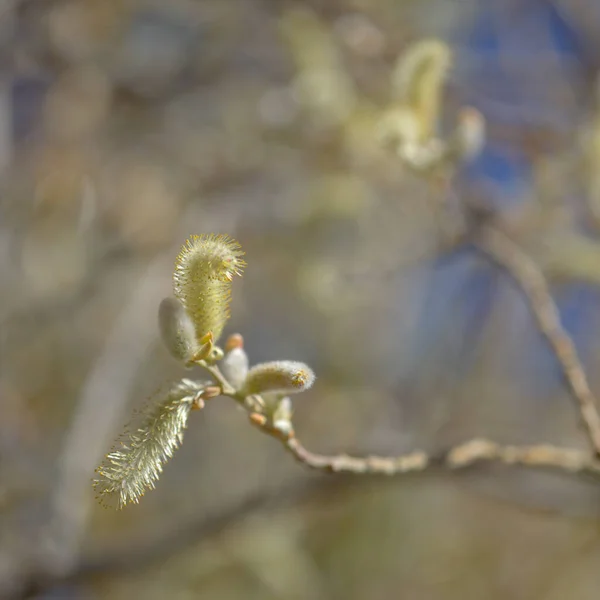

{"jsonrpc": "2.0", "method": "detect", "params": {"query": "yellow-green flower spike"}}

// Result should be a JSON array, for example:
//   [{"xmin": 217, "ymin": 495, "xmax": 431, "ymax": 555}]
[
  {"xmin": 173, "ymin": 234, "xmax": 245, "ymax": 345},
  {"xmin": 391, "ymin": 38, "xmax": 452, "ymax": 142},
  {"xmin": 93, "ymin": 379, "xmax": 206, "ymax": 509}
]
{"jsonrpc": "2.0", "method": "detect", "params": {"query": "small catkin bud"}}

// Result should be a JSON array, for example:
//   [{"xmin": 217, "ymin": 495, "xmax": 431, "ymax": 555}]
[
  {"xmin": 173, "ymin": 234, "xmax": 245, "ymax": 345},
  {"xmin": 242, "ymin": 361, "xmax": 315, "ymax": 396},
  {"xmin": 221, "ymin": 334, "xmax": 249, "ymax": 391},
  {"xmin": 158, "ymin": 297, "xmax": 201, "ymax": 364},
  {"xmin": 272, "ymin": 396, "xmax": 293, "ymax": 436},
  {"xmin": 206, "ymin": 344, "xmax": 224, "ymax": 363},
  {"xmin": 260, "ymin": 393, "xmax": 294, "ymax": 436},
  {"xmin": 450, "ymin": 106, "xmax": 486, "ymax": 162},
  {"xmin": 225, "ymin": 333, "xmax": 244, "ymax": 352}
]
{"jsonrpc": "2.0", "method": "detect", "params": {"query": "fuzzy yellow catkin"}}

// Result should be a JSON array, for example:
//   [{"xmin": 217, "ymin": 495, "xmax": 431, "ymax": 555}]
[
  {"xmin": 93, "ymin": 379, "xmax": 206, "ymax": 509},
  {"xmin": 391, "ymin": 38, "xmax": 452, "ymax": 142},
  {"xmin": 173, "ymin": 234, "xmax": 245, "ymax": 345},
  {"xmin": 242, "ymin": 361, "xmax": 315, "ymax": 396}
]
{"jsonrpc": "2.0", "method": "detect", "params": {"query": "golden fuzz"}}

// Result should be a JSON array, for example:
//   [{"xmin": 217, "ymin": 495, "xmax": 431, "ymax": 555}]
[
  {"xmin": 93, "ymin": 379, "xmax": 205, "ymax": 509},
  {"xmin": 173, "ymin": 234, "xmax": 245, "ymax": 344}
]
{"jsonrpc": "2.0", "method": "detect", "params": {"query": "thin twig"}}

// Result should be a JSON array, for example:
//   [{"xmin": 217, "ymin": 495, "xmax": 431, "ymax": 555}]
[
  {"xmin": 245, "ymin": 416, "xmax": 600, "ymax": 477},
  {"xmin": 288, "ymin": 436, "xmax": 600, "ymax": 476},
  {"xmin": 475, "ymin": 224, "xmax": 600, "ymax": 457},
  {"xmin": 197, "ymin": 342, "xmax": 600, "ymax": 480},
  {"xmin": 200, "ymin": 362, "xmax": 237, "ymax": 397}
]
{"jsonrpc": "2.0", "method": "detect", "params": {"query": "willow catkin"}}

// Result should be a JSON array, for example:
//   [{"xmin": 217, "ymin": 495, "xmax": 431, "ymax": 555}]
[
  {"xmin": 93, "ymin": 379, "xmax": 206, "ymax": 509},
  {"xmin": 391, "ymin": 39, "xmax": 452, "ymax": 142},
  {"xmin": 242, "ymin": 361, "xmax": 315, "ymax": 396},
  {"xmin": 173, "ymin": 234, "xmax": 245, "ymax": 345}
]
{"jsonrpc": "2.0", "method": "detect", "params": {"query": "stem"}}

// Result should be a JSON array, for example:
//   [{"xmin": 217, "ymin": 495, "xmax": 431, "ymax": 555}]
[{"xmin": 476, "ymin": 225, "xmax": 600, "ymax": 457}]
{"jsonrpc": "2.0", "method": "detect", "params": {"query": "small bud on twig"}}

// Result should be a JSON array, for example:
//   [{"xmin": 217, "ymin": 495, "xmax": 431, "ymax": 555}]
[
  {"xmin": 225, "ymin": 333, "xmax": 244, "ymax": 352},
  {"xmin": 449, "ymin": 106, "xmax": 486, "ymax": 163},
  {"xmin": 272, "ymin": 396, "xmax": 294, "ymax": 436},
  {"xmin": 158, "ymin": 297, "xmax": 201, "ymax": 365},
  {"xmin": 221, "ymin": 334, "xmax": 249, "ymax": 391}
]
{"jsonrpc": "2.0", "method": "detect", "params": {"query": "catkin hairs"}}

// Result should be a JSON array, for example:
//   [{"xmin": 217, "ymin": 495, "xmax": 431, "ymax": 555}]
[
  {"xmin": 92, "ymin": 380, "xmax": 206, "ymax": 509},
  {"xmin": 173, "ymin": 234, "xmax": 246, "ymax": 345}
]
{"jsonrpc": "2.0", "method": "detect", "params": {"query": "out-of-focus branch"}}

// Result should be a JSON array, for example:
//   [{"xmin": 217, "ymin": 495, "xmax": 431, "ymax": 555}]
[
  {"xmin": 475, "ymin": 224, "xmax": 600, "ymax": 457},
  {"xmin": 372, "ymin": 35, "xmax": 600, "ymax": 457},
  {"xmin": 12, "ymin": 477, "xmax": 339, "ymax": 599},
  {"xmin": 38, "ymin": 252, "xmax": 173, "ymax": 575}
]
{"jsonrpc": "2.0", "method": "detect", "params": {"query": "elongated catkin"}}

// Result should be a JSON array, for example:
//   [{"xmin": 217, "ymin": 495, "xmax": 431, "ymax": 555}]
[{"xmin": 173, "ymin": 234, "xmax": 245, "ymax": 344}]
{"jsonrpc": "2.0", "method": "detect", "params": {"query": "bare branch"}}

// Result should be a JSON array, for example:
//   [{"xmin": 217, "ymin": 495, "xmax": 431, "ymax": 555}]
[
  {"xmin": 475, "ymin": 225, "xmax": 600, "ymax": 457},
  {"xmin": 246, "ymin": 414, "xmax": 600, "ymax": 478}
]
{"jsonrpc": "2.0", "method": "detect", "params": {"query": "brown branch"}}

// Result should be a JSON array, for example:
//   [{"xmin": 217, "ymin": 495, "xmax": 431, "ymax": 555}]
[
  {"xmin": 246, "ymin": 415, "xmax": 600, "ymax": 478},
  {"xmin": 475, "ymin": 224, "xmax": 600, "ymax": 457},
  {"xmin": 288, "ymin": 436, "xmax": 600, "ymax": 475},
  {"xmin": 188, "ymin": 220, "xmax": 600, "ymax": 489}
]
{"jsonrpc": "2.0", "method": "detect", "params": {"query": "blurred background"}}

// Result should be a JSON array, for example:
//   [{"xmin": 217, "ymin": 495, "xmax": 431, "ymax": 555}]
[{"xmin": 3, "ymin": 0, "xmax": 600, "ymax": 598}]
